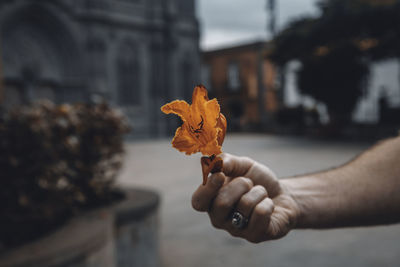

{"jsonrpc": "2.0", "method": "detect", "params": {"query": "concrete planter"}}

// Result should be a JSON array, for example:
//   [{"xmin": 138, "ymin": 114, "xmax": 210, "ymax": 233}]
[
  {"xmin": 0, "ymin": 188, "xmax": 160, "ymax": 267},
  {"xmin": 112, "ymin": 188, "xmax": 160, "ymax": 267},
  {"xmin": 0, "ymin": 209, "xmax": 116, "ymax": 267}
]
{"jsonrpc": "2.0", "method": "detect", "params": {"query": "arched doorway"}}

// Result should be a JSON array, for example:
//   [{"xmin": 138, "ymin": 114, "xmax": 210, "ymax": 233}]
[{"xmin": 0, "ymin": 3, "xmax": 82, "ymax": 107}]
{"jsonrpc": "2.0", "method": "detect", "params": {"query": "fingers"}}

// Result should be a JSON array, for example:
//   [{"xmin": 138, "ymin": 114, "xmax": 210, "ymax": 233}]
[
  {"xmin": 192, "ymin": 172, "xmax": 225, "ymax": 212},
  {"xmin": 246, "ymin": 162, "xmax": 281, "ymax": 197},
  {"xmin": 192, "ymin": 171, "xmax": 282, "ymax": 243},
  {"xmin": 235, "ymin": 185, "xmax": 268, "ymax": 218},
  {"xmin": 222, "ymin": 153, "xmax": 281, "ymax": 197},
  {"xmin": 218, "ymin": 193, "xmax": 275, "ymax": 243},
  {"xmin": 245, "ymin": 198, "xmax": 274, "ymax": 243},
  {"xmin": 208, "ymin": 177, "xmax": 253, "ymax": 228},
  {"xmin": 193, "ymin": 153, "xmax": 296, "ymax": 243}
]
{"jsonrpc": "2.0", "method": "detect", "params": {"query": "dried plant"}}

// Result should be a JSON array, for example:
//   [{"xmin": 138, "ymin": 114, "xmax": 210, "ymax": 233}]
[{"xmin": 0, "ymin": 101, "xmax": 130, "ymax": 248}]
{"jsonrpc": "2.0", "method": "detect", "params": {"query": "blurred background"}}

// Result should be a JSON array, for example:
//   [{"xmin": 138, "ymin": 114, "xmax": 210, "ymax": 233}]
[
  {"xmin": 1, "ymin": 0, "xmax": 400, "ymax": 139},
  {"xmin": 1, "ymin": 0, "xmax": 400, "ymax": 266}
]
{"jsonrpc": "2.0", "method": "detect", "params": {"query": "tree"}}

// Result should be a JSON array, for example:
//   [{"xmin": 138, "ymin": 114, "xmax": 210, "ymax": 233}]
[
  {"xmin": 269, "ymin": 0, "xmax": 400, "ymax": 126},
  {"xmin": 297, "ymin": 44, "xmax": 369, "ymax": 124}
]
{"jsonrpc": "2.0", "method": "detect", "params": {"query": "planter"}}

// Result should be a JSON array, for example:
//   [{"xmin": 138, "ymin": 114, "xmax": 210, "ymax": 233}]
[
  {"xmin": 0, "ymin": 209, "xmax": 115, "ymax": 267},
  {"xmin": 0, "ymin": 188, "xmax": 160, "ymax": 267},
  {"xmin": 112, "ymin": 188, "xmax": 160, "ymax": 267}
]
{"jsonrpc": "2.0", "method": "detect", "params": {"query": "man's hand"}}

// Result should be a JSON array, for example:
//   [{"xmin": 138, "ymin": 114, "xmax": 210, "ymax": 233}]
[{"xmin": 192, "ymin": 153, "xmax": 300, "ymax": 243}]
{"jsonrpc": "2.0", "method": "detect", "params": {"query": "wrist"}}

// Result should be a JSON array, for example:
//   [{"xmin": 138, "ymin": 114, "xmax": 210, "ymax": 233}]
[
  {"xmin": 280, "ymin": 176, "xmax": 325, "ymax": 229},
  {"xmin": 279, "ymin": 178, "xmax": 305, "ymax": 229}
]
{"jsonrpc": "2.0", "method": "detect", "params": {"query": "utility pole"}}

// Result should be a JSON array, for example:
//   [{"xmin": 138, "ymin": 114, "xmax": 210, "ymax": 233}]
[
  {"xmin": 258, "ymin": 0, "xmax": 278, "ymax": 130},
  {"xmin": 258, "ymin": 0, "xmax": 277, "ymax": 130},
  {"xmin": 0, "ymin": 42, "xmax": 3, "ymax": 105},
  {"xmin": 267, "ymin": 0, "xmax": 277, "ymax": 38},
  {"xmin": 267, "ymin": 0, "xmax": 284, "ymax": 103}
]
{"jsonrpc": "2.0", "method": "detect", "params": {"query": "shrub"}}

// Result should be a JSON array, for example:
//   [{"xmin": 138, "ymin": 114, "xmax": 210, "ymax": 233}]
[{"xmin": 0, "ymin": 101, "xmax": 130, "ymax": 248}]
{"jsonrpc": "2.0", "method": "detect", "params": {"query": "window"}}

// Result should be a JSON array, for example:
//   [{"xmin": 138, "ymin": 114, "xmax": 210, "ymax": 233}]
[
  {"xmin": 227, "ymin": 62, "xmax": 241, "ymax": 91},
  {"xmin": 117, "ymin": 41, "xmax": 141, "ymax": 105}
]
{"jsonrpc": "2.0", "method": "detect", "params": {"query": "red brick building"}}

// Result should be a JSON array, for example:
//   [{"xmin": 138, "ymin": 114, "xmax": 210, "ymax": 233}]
[{"xmin": 202, "ymin": 41, "xmax": 279, "ymax": 131}]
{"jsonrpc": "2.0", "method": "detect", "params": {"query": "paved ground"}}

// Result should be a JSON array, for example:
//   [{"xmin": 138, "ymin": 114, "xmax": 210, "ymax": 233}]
[{"xmin": 118, "ymin": 134, "xmax": 400, "ymax": 267}]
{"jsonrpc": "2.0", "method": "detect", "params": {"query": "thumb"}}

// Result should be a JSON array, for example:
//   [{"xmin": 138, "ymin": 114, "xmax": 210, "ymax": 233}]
[
  {"xmin": 192, "ymin": 172, "xmax": 225, "ymax": 212},
  {"xmin": 222, "ymin": 153, "xmax": 281, "ymax": 197},
  {"xmin": 221, "ymin": 153, "xmax": 254, "ymax": 178},
  {"xmin": 246, "ymin": 161, "xmax": 281, "ymax": 197}
]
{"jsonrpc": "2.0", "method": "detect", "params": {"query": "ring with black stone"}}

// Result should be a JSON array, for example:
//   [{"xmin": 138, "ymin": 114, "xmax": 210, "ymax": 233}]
[{"xmin": 231, "ymin": 211, "xmax": 249, "ymax": 229}]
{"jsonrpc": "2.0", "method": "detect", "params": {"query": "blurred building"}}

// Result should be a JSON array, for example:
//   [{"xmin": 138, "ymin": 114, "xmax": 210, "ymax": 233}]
[
  {"xmin": 0, "ymin": 0, "xmax": 200, "ymax": 138},
  {"xmin": 202, "ymin": 41, "xmax": 279, "ymax": 131}
]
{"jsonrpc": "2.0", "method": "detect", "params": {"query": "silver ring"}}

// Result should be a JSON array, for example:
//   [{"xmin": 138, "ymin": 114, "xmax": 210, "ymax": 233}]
[{"xmin": 231, "ymin": 211, "xmax": 248, "ymax": 229}]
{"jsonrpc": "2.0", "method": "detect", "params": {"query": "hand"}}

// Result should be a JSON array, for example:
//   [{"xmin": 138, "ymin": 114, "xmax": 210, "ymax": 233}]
[{"xmin": 192, "ymin": 153, "xmax": 300, "ymax": 243}]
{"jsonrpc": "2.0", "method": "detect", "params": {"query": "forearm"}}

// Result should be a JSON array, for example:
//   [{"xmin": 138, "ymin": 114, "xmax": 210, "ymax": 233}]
[{"xmin": 281, "ymin": 136, "xmax": 400, "ymax": 228}]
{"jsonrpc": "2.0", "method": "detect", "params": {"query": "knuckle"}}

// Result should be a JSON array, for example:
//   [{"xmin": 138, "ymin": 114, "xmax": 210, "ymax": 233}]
[
  {"xmin": 253, "ymin": 204, "xmax": 269, "ymax": 218},
  {"xmin": 235, "ymin": 177, "xmax": 253, "ymax": 190},
  {"xmin": 240, "ymin": 156, "xmax": 254, "ymax": 165},
  {"xmin": 253, "ymin": 185, "xmax": 267, "ymax": 196},
  {"xmin": 239, "ymin": 197, "xmax": 252, "ymax": 210},
  {"xmin": 265, "ymin": 198, "xmax": 275, "ymax": 213},
  {"xmin": 213, "ymin": 197, "xmax": 231, "ymax": 211}
]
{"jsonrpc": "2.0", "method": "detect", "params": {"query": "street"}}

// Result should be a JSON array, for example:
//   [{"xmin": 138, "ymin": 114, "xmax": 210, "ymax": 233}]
[{"xmin": 118, "ymin": 134, "xmax": 400, "ymax": 267}]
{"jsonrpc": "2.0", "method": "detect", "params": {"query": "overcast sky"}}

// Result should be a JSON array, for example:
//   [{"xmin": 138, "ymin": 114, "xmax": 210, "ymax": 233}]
[{"xmin": 197, "ymin": 0, "xmax": 320, "ymax": 50}]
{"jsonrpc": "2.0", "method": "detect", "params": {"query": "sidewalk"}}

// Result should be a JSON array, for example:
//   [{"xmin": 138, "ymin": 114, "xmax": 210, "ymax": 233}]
[{"xmin": 118, "ymin": 134, "xmax": 400, "ymax": 267}]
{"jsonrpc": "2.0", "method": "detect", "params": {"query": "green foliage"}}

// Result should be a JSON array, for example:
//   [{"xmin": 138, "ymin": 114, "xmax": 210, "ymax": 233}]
[
  {"xmin": 269, "ymin": 0, "xmax": 400, "ymax": 124},
  {"xmin": 0, "ymin": 101, "xmax": 130, "ymax": 248}
]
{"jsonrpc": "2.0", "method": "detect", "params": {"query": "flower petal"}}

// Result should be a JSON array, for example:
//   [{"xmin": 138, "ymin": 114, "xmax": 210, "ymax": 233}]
[
  {"xmin": 161, "ymin": 85, "xmax": 226, "ymax": 158},
  {"xmin": 190, "ymin": 87, "xmax": 220, "ymax": 142},
  {"xmin": 205, "ymin": 98, "xmax": 220, "ymax": 126},
  {"xmin": 199, "ymin": 138, "xmax": 222, "ymax": 156},
  {"xmin": 192, "ymin": 85, "xmax": 209, "ymax": 103},
  {"xmin": 161, "ymin": 100, "xmax": 190, "ymax": 122},
  {"xmin": 171, "ymin": 125, "xmax": 200, "ymax": 155},
  {"xmin": 188, "ymin": 97, "xmax": 218, "ymax": 145},
  {"xmin": 191, "ymin": 85, "xmax": 209, "ymax": 124}
]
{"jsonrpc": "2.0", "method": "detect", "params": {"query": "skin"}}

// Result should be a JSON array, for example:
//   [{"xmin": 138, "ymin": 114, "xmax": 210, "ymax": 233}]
[{"xmin": 191, "ymin": 136, "xmax": 400, "ymax": 243}]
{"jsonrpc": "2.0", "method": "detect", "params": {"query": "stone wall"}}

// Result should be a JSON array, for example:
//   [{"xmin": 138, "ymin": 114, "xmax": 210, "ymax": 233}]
[{"xmin": 0, "ymin": 0, "xmax": 200, "ymax": 138}]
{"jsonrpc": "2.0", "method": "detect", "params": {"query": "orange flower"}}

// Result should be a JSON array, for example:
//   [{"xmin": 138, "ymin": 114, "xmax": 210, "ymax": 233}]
[{"xmin": 161, "ymin": 85, "xmax": 227, "ymax": 157}]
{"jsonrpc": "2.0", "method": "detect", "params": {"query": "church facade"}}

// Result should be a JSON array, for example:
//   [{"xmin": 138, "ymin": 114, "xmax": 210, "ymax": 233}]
[{"xmin": 0, "ymin": 0, "xmax": 200, "ymax": 137}]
